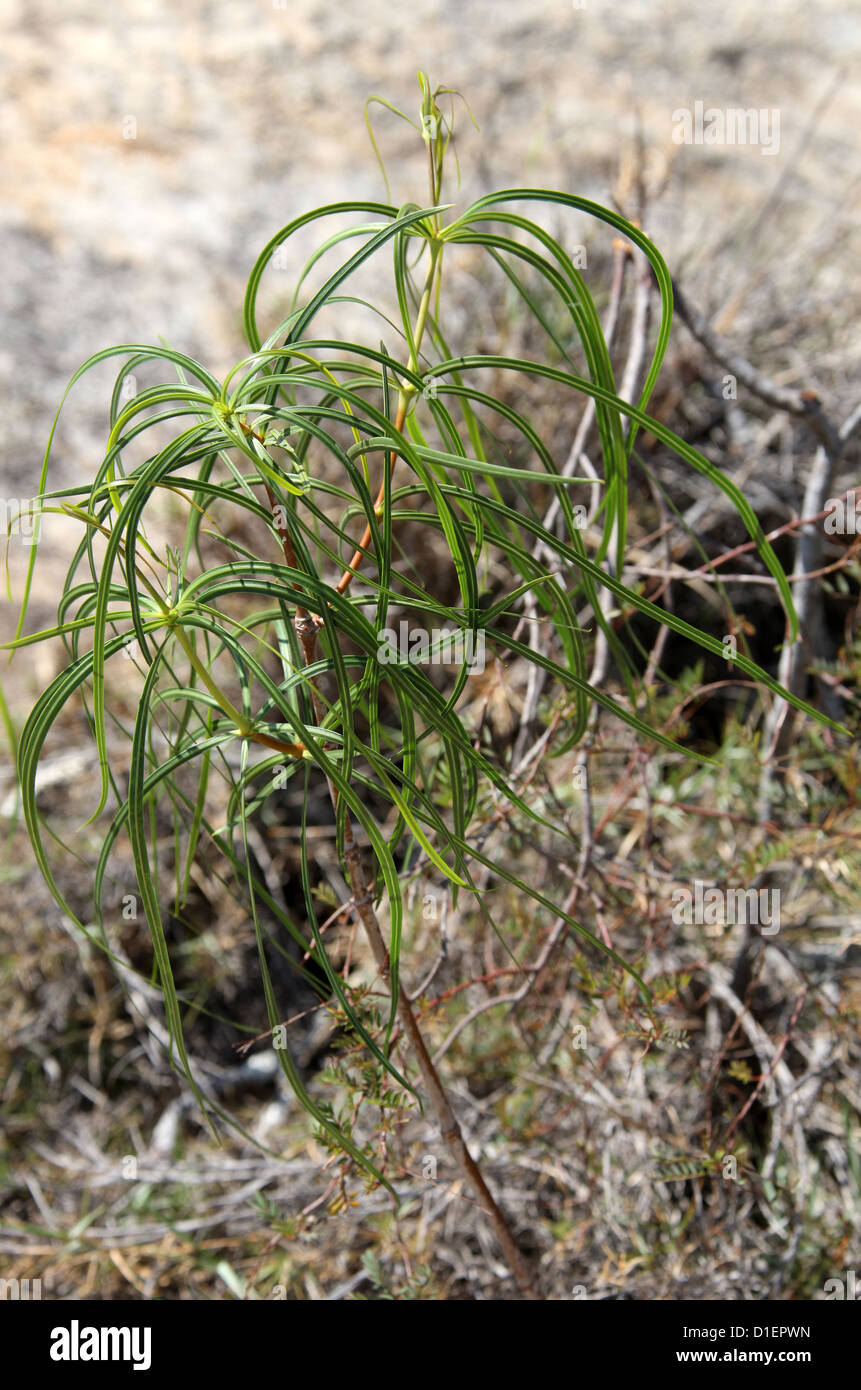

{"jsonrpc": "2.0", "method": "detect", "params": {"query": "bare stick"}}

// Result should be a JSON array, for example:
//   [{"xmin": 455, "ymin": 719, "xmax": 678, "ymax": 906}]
[
  {"xmin": 671, "ymin": 282, "xmax": 841, "ymax": 455},
  {"xmin": 670, "ymin": 281, "xmax": 861, "ymax": 820}
]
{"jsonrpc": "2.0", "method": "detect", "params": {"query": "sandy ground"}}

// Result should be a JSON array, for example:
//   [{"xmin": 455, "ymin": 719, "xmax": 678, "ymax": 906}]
[{"xmin": 0, "ymin": 19, "xmax": 857, "ymax": 472}]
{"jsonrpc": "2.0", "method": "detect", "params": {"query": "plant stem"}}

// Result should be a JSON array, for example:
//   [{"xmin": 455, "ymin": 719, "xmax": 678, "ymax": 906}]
[
  {"xmin": 259, "ymin": 475, "xmax": 540, "ymax": 1299},
  {"xmin": 340, "ymin": 815, "xmax": 540, "ymax": 1299},
  {"xmin": 254, "ymin": 196, "xmax": 537, "ymax": 1293},
  {"xmin": 336, "ymin": 239, "xmax": 442, "ymax": 596}
]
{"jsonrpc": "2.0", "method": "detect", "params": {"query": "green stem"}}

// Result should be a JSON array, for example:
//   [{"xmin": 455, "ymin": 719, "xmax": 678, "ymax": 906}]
[{"xmin": 170, "ymin": 620, "xmax": 248, "ymax": 730}]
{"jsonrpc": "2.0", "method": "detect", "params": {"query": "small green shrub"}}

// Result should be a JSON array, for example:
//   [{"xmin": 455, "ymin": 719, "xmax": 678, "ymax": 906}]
[{"xmin": 5, "ymin": 73, "xmax": 834, "ymax": 1297}]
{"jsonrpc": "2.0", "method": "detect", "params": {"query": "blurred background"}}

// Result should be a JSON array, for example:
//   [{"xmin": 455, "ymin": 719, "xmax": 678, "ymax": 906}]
[{"xmin": 2, "ymin": 0, "xmax": 860, "ymax": 1301}]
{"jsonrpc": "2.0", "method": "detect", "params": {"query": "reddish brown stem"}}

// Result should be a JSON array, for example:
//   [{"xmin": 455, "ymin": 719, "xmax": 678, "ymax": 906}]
[
  {"xmin": 336, "ymin": 400, "xmax": 407, "ymax": 596},
  {"xmin": 340, "ymin": 821, "xmax": 540, "ymax": 1299},
  {"xmin": 259, "ymin": 477, "xmax": 540, "ymax": 1298}
]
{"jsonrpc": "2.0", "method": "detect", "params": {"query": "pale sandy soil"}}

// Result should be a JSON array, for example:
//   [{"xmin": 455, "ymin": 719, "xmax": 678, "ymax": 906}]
[{"xmin": 2, "ymin": 0, "xmax": 859, "ymax": 567}]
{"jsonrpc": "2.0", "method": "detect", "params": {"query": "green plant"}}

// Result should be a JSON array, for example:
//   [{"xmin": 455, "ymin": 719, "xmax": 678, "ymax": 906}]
[{"xmin": 5, "ymin": 72, "xmax": 839, "ymax": 1299}]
